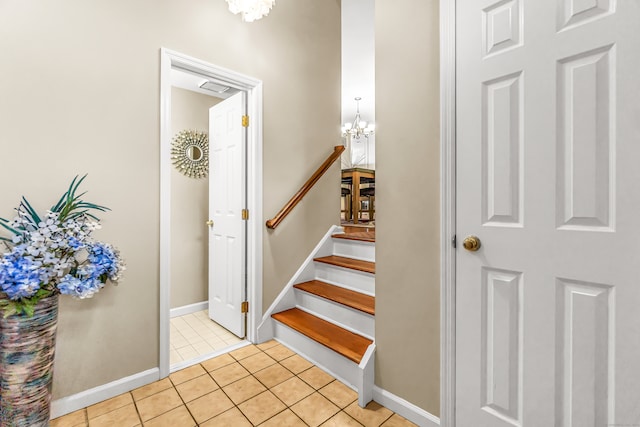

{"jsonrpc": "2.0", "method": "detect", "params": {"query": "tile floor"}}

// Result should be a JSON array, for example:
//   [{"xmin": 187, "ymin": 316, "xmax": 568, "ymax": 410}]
[
  {"xmin": 170, "ymin": 310, "xmax": 243, "ymax": 365},
  {"xmin": 51, "ymin": 341, "xmax": 417, "ymax": 427}
]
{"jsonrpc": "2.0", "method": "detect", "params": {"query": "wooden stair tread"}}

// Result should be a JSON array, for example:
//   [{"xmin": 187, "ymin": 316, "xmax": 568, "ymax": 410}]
[
  {"xmin": 332, "ymin": 231, "xmax": 375, "ymax": 243},
  {"xmin": 272, "ymin": 308, "xmax": 373, "ymax": 364},
  {"xmin": 314, "ymin": 255, "xmax": 375, "ymax": 274},
  {"xmin": 294, "ymin": 280, "xmax": 375, "ymax": 315}
]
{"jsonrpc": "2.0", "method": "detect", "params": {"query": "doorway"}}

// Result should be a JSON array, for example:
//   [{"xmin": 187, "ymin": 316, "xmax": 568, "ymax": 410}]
[
  {"xmin": 159, "ymin": 49, "xmax": 264, "ymax": 378},
  {"xmin": 167, "ymin": 75, "xmax": 244, "ymax": 368}
]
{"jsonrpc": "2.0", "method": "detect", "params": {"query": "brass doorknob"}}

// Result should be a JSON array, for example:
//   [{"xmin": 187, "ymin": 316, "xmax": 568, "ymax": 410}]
[
  {"xmin": 206, "ymin": 220, "xmax": 214, "ymax": 227},
  {"xmin": 462, "ymin": 235, "xmax": 481, "ymax": 251}
]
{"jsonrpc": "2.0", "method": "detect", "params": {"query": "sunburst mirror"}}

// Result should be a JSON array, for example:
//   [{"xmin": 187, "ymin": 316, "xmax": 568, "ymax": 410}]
[{"xmin": 171, "ymin": 130, "xmax": 209, "ymax": 179}]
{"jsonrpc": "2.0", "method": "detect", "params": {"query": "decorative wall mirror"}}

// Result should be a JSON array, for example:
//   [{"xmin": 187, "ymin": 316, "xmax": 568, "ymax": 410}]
[{"xmin": 171, "ymin": 129, "xmax": 209, "ymax": 178}]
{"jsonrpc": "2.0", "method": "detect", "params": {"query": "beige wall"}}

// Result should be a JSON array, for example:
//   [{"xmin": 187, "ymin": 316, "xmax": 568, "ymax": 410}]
[
  {"xmin": 375, "ymin": 0, "xmax": 441, "ymax": 415},
  {"xmin": 170, "ymin": 87, "xmax": 220, "ymax": 310},
  {"xmin": 0, "ymin": 0, "xmax": 341, "ymax": 399}
]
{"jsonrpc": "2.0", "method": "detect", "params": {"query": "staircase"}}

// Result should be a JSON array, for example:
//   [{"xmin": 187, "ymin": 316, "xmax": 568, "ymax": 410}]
[{"xmin": 258, "ymin": 226, "xmax": 375, "ymax": 407}]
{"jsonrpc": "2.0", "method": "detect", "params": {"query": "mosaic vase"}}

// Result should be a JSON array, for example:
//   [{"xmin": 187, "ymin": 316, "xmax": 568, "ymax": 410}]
[{"xmin": 0, "ymin": 295, "xmax": 59, "ymax": 427}]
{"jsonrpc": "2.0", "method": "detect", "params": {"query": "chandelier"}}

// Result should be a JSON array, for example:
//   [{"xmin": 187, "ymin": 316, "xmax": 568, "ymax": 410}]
[
  {"xmin": 226, "ymin": 0, "xmax": 275, "ymax": 22},
  {"xmin": 342, "ymin": 97, "xmax": 374, "ymax": 139}
]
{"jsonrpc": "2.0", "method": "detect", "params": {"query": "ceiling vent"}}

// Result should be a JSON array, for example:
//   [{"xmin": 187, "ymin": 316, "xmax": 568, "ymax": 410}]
[{"xmin": 199, "ymin": 81, "xmax": 231, "ymax": 93}]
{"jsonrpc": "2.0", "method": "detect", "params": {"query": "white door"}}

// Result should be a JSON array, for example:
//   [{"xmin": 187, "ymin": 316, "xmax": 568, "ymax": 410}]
[
  {"xmin": 208, "ymin": 91, "xmax": 247, "ymax": 338},
  {"xmin": 456, "ymin": 1, "xmax": 640, "ymax": 426}
]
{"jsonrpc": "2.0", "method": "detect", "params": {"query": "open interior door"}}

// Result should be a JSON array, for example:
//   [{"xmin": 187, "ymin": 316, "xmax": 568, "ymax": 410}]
[{"xmin": 208, "ymin": 91, "xmax": 247, "ymax": 338}]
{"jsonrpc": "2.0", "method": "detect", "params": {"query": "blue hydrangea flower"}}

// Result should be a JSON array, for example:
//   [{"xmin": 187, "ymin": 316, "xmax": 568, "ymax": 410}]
[
  {"xmin": 0, "ymin": 250, "xmax": 42, "ymax": 300},
  {"xmin": 57, "ymin": 274, "xmax": 103, "ymax": 299},
  {"xmin": 67, "ymin": 237, "xmax": 84, "ymax": 250},
  {"xmin": 87, "ymin": 242, "xmax": 123, "ymax": 281},
  {"xmin": 0, "ymin": 179, "xmax": 126, "ymax": 311}
]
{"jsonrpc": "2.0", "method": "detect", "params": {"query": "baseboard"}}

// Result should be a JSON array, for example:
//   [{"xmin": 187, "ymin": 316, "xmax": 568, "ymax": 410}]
[
  {"xmin": 50, "ymin": 368, "xmax": 160, "ymax": 420},
  {"xmin": 169, "ymin": 341, "xmax": 250, "ymax": 373},
  {"xmin": 170, "ymin": 301, "xmax": 208, "ymax": 318},
  {"xmin": 372, "ymin": 386, "xmax": 440, "ymax": 427}
]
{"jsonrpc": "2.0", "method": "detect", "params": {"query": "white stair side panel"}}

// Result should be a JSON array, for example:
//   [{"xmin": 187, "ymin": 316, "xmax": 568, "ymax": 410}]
[
  {"xmin": 273, "ymin": 321, "xmax": 374, "ymax": 407},
  {"xmin": 332, "ymin": 239, "xmax": 375, "ymax": 262},
  {"xmin": 295, "ymin": 290, "xmax": 375, "ymax": 339},
  {"xmin": 314, "ymin": 263, "xmax": 375, "ymax": 296},
  {"xmin": 358, "ymin": 344, "xmax": 376, "ymax": 407},
  {"xmin": 257, "ymin": 225, "xmax": 342, "ymax": 342}
]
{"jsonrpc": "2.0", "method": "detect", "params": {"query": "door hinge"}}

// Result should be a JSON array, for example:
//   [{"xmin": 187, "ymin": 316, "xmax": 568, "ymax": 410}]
[
  {"xmin": 242, "ymin": 115, "xmax": 249, "ymax": 127},
  {"xmin": 241, "ymin": 301, "xmax": 249, "ymax": 313},
  {"xmin": 452, "ymin": 235, "xmax": 457, "ymax": 248},
  {"xmin": 242, "ymin": 209, "xmax": 249, "ymax": 220}
]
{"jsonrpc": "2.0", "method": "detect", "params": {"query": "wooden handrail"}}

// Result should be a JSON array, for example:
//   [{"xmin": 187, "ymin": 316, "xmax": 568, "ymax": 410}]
[{"xmin": 266, "ymin": 145, "xmax": 345, "ymax": 229}]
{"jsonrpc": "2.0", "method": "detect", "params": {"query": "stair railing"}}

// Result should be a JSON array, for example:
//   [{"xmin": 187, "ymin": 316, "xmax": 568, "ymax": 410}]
[{"xmin": 266, "ymin": 145, "xmax": 345, "ymax": 229}]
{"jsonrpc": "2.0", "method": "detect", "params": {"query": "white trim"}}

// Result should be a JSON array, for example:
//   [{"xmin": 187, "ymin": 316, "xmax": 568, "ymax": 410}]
[
  {"xmin": 359, "ymin": 343, "xmax": 376, "ymax": 407},
  {"xmin": 170, "ymin": 301, "xmax": 209, "ymax": 318},
  {"xmin": 159, "ymin": 48, "xmax": 172, "ymax": 379},
  {"xmin": 372, "ymin": 386, "xmax": 440, "ymax": 427},
  {"xmin": 159, "ymin": 48, "xmax": 263, "ymax": 378},
  {"xmin": 440, "ymin": 1, "xmax": 457, "ymax": 426},
  {"xmin": 50, "ymin": 368, "xmax": 159, "ymax": 419},
  {"xmin": 246, "ymin": 81, "xmax": 264, "ymax": 344}
]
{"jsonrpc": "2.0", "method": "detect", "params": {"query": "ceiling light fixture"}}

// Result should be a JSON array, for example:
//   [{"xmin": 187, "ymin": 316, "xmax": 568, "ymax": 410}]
[
  {"xmin": 342, "ymin": 97, "xmax": 374, "ymax": 139},
  {"xmin": 226, "ymin": 0, "xmax": 275, "ymax": 22}
]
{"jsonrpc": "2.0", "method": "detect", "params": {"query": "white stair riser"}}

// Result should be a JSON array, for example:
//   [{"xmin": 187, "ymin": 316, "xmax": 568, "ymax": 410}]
[
  {"xmin": 294, "ymin": 290, "xmax": 375, "ymax": 339},
  {"xmin": 314, "ymin": 264, "xmax": 375, "ymax": 296},
  {"xmin": 332, "ymin": 239, "xmax": 375, "ymax": 262},
  {"xmin": 273, "ymin": 321, "xmax": 372, "ymax": 406}
]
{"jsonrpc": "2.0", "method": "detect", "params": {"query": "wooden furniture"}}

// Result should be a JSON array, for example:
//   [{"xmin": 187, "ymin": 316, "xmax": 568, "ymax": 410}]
[
  {"xmin": 341, "ymin": 168, "xmax": 375, "ymax": 224},
  {"xmin": 359, "ymin": 186, "xmax": 375, "ymax": 221},
  {"xmin": 340, "ymin": 187, "xmax": 352, "ymax": 221},
  {"xmin": 266, "ymin": 146, "xmax": 345, "ymax": 229}
]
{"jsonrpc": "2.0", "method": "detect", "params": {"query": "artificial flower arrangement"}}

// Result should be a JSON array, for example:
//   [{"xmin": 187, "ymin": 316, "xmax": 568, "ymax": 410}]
[{"xmin": 0, "ymin": 175, "xmax": 125, "ymax": 317}]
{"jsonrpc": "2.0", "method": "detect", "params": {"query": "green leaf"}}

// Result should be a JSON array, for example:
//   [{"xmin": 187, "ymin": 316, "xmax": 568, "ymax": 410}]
[
  {"xmin": 20, "ymin": 197, "xmax": 42, "ymax": 224},
  {"xmin": 76, "ymin": 202, "xmax": 109, "ymax": 211},
  {"xmin": 0, "ymin": 220, "xmax": 19, "ymax": 236},
  {"xmin": 2, "ymin": 305, "xmax": 18, "ymax": 318},
  {"xmin": 0, "ymin": 289, "xmax": 55, "ymax": 318},
  {"xmin": 49, "ymin": 174, "xmax": 110, "ymax": 223},
  {"xmin": 23, "ymin": 303, "xmax": 35, "ymax": 317},
  {"xmin": 51, "ymin": 192, "xmax": 68, "ymax": 213}
]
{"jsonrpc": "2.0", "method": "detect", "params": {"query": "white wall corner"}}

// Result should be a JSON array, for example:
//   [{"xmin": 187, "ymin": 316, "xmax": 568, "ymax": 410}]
[
  {"xmin": 51, "ymin": 368, "xmax": 160, "ymax": 420},
  {"xmin": 372, "ymin": 386, "xmax": 440, "ymax": 427}
]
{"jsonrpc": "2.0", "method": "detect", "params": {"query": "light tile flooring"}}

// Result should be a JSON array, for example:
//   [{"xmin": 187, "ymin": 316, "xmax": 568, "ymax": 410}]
[
  {"xmin": 51, "ymin": 341, "xmax": 418, "ymax": 427},
  {"xmin": 170, "ymin": 310, "xmax": 243, "ymax": 365}
]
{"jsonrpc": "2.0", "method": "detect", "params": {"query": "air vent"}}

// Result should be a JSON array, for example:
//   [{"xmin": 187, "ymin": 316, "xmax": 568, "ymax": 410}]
[{"xmin": 199, "ymin": 81, "xmax": 231, "ymax": 93}]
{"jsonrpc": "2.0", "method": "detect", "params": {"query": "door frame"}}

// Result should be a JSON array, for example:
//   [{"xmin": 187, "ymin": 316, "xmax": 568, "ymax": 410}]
[
  {"xmin": 159, "ymin": 48, "xmax": 263, "ymax": 378},
  {"xmin": 440, "ymin": 0, "xmax": 456, "ymax": 426}
]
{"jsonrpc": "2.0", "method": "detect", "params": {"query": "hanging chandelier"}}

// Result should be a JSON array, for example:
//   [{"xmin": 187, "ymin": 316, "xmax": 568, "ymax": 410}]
[
  {"xmin": 226, "ymin": 0, "xmax": 275, "ymax": 22},
  {"xmin": 342, "ymin": 97, "xmax": 375, "ymax": 139}
]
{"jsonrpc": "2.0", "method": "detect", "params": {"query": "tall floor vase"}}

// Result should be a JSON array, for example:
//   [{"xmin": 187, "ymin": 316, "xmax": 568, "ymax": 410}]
[{"xmin": 0, "ymin": 295, "xmax": 59, "ymax": 427}]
